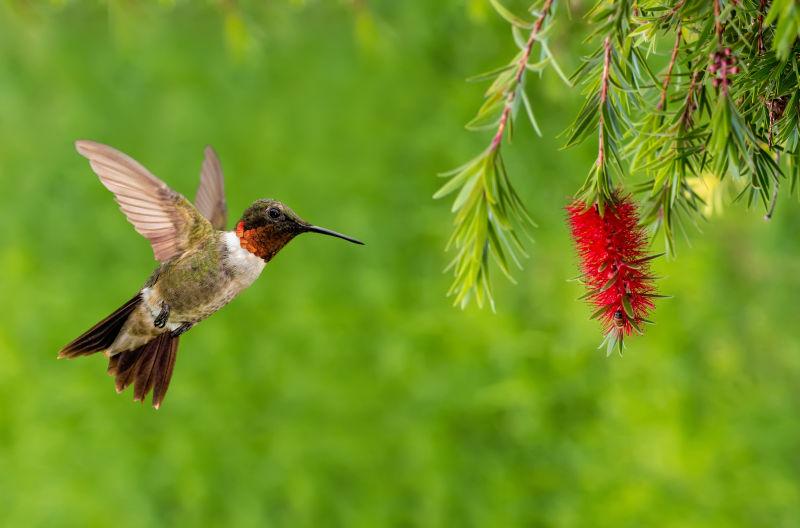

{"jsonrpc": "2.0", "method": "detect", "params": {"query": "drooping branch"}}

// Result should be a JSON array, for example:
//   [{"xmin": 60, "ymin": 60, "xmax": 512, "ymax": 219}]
[
  {"xmin": 596, "ymin": 36, "xmax": 612, "ymax": 168},
  {"xmin": 679, "ymin": 71, "xmax": 700, "ymax": 131},
  {"xmin": 490, "ymin": 0, "xmax": 554, "ymax": 152},
  {"xmin": 657, "ymin": 24, "xmax": 681, "ymax": 112},
  {"xmin": 565, "ymin": 0, "xmax": 645, "ymax": 212},
  {"xmin": 757, "ymin": 0, "xmax": 767, "ymax": 54},
  {"xmin": 435, "ymin": 0, "xmax": 566, "ymax": 309},
  {"xmin": 440, "ymin": 0, "xmax": 800, "ymax": 319}
]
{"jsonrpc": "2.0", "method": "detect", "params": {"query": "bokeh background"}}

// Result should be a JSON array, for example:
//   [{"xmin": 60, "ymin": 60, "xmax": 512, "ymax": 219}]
[{"xmin": 1, "ymin": 1, "xmax": 799, "ymax": 526}]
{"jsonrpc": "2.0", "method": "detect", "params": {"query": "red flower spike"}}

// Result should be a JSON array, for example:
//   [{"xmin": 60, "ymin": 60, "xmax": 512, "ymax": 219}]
[{"xmin": 566, "ymin": 193, "xmax": 660, "ymax": 354}]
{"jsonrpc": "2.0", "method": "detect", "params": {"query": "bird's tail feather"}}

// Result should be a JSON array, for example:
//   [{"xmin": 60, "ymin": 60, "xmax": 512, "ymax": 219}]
[
  {"xmin": 58, "ymin": 293, "xmax": 142, "ymax": 358},
  {"xmin": 59, "ymin": 293, "xmax": 180, "ymax": 408},
  {"xmin": 108, "ymin": 332, "xmax": 179, "ymax": 409}
]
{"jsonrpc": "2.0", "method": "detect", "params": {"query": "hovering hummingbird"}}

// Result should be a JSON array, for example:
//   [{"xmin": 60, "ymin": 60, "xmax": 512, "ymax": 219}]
[{"xmin": 60, "ymin": 141, "xmax": 363, "ymax": 408}]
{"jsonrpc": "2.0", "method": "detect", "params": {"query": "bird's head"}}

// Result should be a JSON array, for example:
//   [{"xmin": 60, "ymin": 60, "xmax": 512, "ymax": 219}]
[{"xmin": 236, "ymin": 199, "xmax": 363, "ymax": 261}]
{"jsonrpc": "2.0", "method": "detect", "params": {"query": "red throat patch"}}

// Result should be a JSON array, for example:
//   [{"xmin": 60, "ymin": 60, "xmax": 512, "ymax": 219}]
[
  {"xmin": 235, "ymin": 221, "xmax": 294, "ymax": 261},
  {"xmin": 235, "ymin": 221, "xmax": 261, "ymax": 257}
]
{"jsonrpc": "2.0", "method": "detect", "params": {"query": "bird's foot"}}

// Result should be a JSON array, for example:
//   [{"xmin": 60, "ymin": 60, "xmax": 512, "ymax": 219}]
[{"xmin": 154, "ymin": 302, "xmax": 170, "ymax": 328}]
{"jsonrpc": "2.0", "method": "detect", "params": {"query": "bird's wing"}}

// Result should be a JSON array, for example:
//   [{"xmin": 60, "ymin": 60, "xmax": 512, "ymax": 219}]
[
  {"xmin": 194, "ymin": 146, "xmax": 228, "ymax": 230},
  {"xmin": 75, "ymin": 140, "xmax": 213, "ymax": 263}
]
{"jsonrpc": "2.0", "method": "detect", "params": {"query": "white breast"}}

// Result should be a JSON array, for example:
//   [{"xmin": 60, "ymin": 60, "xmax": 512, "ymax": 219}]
[{"xmin": 222, "ymin": 231, "xmax": 266, "ymax": 288}]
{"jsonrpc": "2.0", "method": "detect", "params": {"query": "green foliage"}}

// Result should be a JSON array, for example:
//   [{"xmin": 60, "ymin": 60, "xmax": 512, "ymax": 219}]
[
  {"xmin": 437, "ymin": 0, "xmax": 567, "ymax": 309},
  {"xmin": 622, "ymin": 0, "xmax": 798, "ymax": 254},
  {"xmin": 767, "ymin": 0, "xmax": 800, "ymax": 60},
  {"xmin": 447, "ymin": 0, "xmax": 800, "ymax": 304},
  {"xmin": 564, "ymin": 0, "xmax": 652, "ymax": 212},
  {"xmin": 435, "ymin": 150, "xmax": 534, "ymax": 310}
]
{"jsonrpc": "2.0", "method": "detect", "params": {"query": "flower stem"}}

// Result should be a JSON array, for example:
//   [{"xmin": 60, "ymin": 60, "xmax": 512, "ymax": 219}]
[{"xmin": 596, "ymin": 36, "xmax": 612, "ymax": 168}]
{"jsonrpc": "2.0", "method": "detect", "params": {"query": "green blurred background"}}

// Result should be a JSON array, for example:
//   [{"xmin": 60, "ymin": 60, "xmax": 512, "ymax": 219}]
[{"xmin": 1, "ymin": 1, "xmax": 799, "ymax": 526}]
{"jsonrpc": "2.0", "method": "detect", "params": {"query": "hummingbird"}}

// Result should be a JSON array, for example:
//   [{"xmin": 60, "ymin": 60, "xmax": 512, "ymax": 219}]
[{"xmin": 59, "ymin": 141, "xmax": 363, "ymax": 408}]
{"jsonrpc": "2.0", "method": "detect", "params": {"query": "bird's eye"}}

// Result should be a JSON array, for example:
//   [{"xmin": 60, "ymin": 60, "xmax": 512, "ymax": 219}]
[{"xmin": 268, "ymin": 207, "xmax": 281, "ymax": 220}]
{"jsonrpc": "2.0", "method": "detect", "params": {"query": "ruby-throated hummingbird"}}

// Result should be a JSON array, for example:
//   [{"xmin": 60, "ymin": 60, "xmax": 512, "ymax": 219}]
[{"xmin": 60, "ymin": 141, "xmax": 363, "ymax": 408}]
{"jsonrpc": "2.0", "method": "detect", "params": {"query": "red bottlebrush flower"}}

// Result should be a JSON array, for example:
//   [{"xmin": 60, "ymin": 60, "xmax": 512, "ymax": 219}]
[{"xmin": 566, "ymin": 193, "xmax": 660, "ymax": 354}]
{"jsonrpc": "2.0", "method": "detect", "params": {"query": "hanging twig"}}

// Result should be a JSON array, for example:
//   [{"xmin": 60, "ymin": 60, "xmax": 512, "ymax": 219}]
[
  {"xmin": 657, "ymin": 24, "xmax": 682, "ymax": 112},
  {"xmin": 490, "ymin": 0, "xmax": 555, "ymax": 152},
  {"xmin": 597, "ymin": 36, "xmax": 612, "ymax": 168}
]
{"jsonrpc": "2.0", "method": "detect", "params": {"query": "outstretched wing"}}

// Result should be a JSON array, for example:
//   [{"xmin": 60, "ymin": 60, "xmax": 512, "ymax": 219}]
[
  {"xmin": 75, "ymin": 140, "xmax": 213, "ymax": 263},
  {"xmin": 194, "ymin": 146, "xmax": 228, "ymax": 230}
]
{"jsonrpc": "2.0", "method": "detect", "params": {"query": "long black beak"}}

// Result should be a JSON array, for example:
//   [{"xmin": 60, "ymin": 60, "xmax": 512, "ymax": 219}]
[{"xmin": 305, "ymin": 225, "xmax": 364, "ymax": 245}]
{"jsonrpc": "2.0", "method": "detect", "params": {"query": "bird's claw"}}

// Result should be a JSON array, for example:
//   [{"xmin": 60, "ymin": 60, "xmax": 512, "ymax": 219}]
[{"xmin": 154, "ymin": 302, "xmax": 170, "ymax": 328}]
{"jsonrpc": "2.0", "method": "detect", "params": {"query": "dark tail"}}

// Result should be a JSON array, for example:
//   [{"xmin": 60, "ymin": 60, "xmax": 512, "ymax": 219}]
[
  {"xmin": 59, "ymin": 293, "xmax": 179, "ymax": 408},
  {"xmin": 59, "ymin": 294, "xmax": 142, "ymax": 358},
  {"xmin": 108, "ymin": 332, "xmax": 179, "ymax": 409}
]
